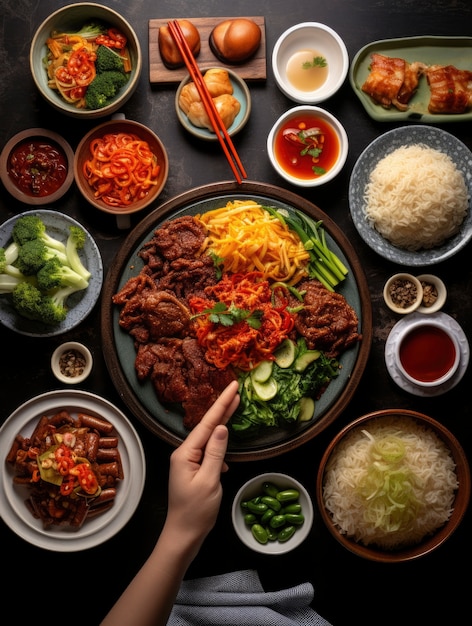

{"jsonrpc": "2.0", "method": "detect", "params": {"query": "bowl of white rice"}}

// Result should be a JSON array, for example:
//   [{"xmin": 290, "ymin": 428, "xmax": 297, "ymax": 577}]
[
  {"xmin": 349, "ymin": 125, "xmax": 472, "ymax": 266},
  {"xmin": 316, "ymin": 409, "xmax": 470, "ymax": 562}
]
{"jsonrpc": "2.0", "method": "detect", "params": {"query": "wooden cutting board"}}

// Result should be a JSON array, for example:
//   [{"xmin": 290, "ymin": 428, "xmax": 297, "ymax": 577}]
[{"xmin": 149, "ymin": 17, "xmax": 267, "ymax": 84}]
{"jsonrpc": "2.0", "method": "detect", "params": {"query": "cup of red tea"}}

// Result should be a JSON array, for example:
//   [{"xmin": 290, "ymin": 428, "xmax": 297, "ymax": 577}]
[
  {"xmin": 395, "ymin": 318, "xmax": 460, "ymax": 387},
  {"xmin": 267, "ymin": 105, "xmax": 348, "ymax": 187}
]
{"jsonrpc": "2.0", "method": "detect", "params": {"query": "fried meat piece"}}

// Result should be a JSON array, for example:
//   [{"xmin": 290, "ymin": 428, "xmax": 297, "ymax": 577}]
[
  {"xmin": 139, "ymin": 215, "xmax": 207, "ymax": 262},
  {"xmin": 425, "ymin": 64, "xmax": 472, "ymax": 114},
  {"xmin": 361, "ymin": 53, "xmax": 426, "ymax": 111},
  {"xmin": 292, "ymin": 280, "xmax": 361, "ymax": 358},
  {"xmin": 135, "ymin": 337, "xmax": 236, "ymax": 429}
]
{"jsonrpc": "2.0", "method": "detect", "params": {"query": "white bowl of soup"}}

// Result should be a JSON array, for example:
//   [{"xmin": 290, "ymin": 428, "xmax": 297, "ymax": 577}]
[{"xmin": 272, "ymin": 22, "xmax": 348, "ymax": 104}]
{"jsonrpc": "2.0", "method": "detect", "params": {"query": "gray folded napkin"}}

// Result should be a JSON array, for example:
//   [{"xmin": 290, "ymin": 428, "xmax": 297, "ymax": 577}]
[{"xmin": 167, "ymin": 569, "xmax": 332, "ymax": 626}]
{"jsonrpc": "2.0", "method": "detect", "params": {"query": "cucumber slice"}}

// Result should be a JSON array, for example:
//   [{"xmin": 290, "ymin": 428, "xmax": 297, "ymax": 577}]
[
  {"xmin": 294, "ymin": 350, "xmax": 321, "ymax": 372},
  {"xmin": 252, "ymin": 377, "xmax": 278, "ymax": 401},
  {"xmin": 298, "ymin": 396, "xmax": 315, "ymax": 421},
  {"xmin": 251, "ymin": 360, "xmax": 273, "ymax": 383},
  {"xmin": 274, "ymin": 338, "xmax": 296, "ymax": 368}
]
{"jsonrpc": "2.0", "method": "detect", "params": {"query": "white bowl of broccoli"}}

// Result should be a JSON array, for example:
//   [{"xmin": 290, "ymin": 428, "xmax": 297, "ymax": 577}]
[{"xmin": 30, "ymin": 3, "xmax": 142, "ymax": 119}]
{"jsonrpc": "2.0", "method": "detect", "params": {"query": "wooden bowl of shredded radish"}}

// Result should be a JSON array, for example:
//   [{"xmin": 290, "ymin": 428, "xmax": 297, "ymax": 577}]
[{"xmin": 316, "ymin": 409, "xmax": 470, "ymax": 562}]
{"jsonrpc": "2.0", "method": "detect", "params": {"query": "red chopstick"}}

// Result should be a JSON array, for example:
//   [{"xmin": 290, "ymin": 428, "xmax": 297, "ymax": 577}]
[{"xmin": 168, "ymin": 20, "xmax": 247, "ymax": 184}]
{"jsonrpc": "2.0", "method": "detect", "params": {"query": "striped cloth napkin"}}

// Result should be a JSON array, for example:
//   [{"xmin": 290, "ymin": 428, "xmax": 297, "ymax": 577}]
[{"xmin": 167, "ymin": 569, "xmax": 332, "ymax": 626}]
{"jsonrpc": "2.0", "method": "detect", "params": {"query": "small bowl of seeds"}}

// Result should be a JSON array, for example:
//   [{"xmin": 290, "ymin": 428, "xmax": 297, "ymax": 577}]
[
  {"xmin": 383, "ymin": 273, "xmax": 423, "ymax": 315},
  {"xmin": 51, "ymin": 341, "xmax": 93, "ymax": 384},
  {"xmin": 417, "ymin": 274, "xmax": 447, "ymax": 314}
]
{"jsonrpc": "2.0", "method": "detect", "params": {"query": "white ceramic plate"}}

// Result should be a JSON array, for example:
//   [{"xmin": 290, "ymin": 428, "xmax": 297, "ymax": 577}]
[
  {"xmin": 0, "ymin": 390, "xmax": 145, "ymax": 551},
  {"xmin": 349, "ymin": 126, "xmax": 472, "ymax": 266},
  {"xmin": 385, "ymin": 312, "xmax": 469, "ymax": 396},
  {"xmin": 0, "ymin": 210, "xmax": 103, "ymax": 336}
]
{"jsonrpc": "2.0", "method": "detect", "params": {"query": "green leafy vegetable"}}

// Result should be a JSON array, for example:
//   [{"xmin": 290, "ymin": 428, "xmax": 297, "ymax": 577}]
[
  {"xmin": 191, "ymin": 301, "xmax": 263, "ymax": 329},
  {"xmin": 302, "ymin": 56, "xmax": 327, "ymax": 69},
  {"xmin": 262, "ymin": 206, "xmax": 348, "ymax": 291},
  {"xmin": 230, "ymin": 338, "xmax": 339, "ymax": 434}
]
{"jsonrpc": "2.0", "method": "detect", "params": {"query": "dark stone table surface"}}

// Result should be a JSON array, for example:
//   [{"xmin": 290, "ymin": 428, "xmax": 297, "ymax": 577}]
[{"xmin": 1, "ymin": 1, "xmax": 470, "ymax": 623}]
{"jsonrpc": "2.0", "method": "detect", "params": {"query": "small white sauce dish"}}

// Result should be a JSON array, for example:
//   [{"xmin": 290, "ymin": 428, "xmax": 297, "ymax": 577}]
[
  {"xmin": 394, "ymin": 318, "xmax": 460, "ymax": 388},
  {"xmin": 51, "ymin": 341, "xmax": 93, "ymax": 384},
  {"xmin": 267, "ymin": 105, "xmax": 348, "ymax": 187},
  {"xmin": 416, "ymin": 274, "xmax": 447, "ymax": 314},
  {"xmin": 383, "ymin": 273, "xmax": 423, "ymax": 315},
  {"xmin": 272, "ymin": 22, "xmax": 349, "ymax": 104}
]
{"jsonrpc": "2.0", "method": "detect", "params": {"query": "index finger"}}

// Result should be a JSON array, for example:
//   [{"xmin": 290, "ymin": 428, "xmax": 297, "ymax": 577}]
[{"xmin": 184, "ymin": 380, "xmax": 240, "ymax": 451}]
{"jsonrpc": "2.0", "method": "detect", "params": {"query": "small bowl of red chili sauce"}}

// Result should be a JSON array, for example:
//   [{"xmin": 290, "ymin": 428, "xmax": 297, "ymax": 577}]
[
  {"xmin": 395, "ymin": 318, "xmax": 460, "ymax": 388},
  {"xmin": 0, "ymin": 128, "xmax": 74, "ymax": 205},
  {"xmin": 267, "ymin": 105, "xmax": 348, "ymax": 187}
]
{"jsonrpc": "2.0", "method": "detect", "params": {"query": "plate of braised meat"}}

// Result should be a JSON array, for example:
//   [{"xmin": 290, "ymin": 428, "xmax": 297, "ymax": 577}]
[
  {"xmin": 1, "ymin": 389, "xmax": 145, "ymax": 551},
  {"xmin": 350, "ymin": 36, "xmax": 472, "ymax": 122},
  {"xmin": 101, "ymin": 181, "xmax": 372, "ymax": 460}
]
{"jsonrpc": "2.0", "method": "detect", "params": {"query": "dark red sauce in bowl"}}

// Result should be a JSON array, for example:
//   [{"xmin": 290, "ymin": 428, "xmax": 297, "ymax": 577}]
[
  {"xmin": 398, "ymin": 324, "xmax": 458, "ymax": 384},
  {"xmin": 0, "ymin": 128, "xmax": 74, "ymax": 204},
  {"xmin": 8, "ymin": 139, "xmax": 68, "ymax": 197}
]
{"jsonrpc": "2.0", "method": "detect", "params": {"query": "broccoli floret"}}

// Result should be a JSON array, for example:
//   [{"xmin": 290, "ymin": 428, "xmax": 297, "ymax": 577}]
[
  {"xmin": 95, "ymin": 44, "xmax": 125, "ymax": 73},
  {"xmin": 11, "ymin": 282, "xmax": 67, "ymax": 325},
  {"xmin": 51, "ymin": 21, "xmax": 107, "ymax": 41},
  {"xmin": 15, "ymin": 239, "xmax": 69, "ymax": 276},
  {"xmin": 85, "ymin": 71, "xmax": 129, "ymax": 109},
  {"xmin": 0, "ymin": 273, "xmax": 24, "ymax": 294},
  {"xmin": 0, "ymin": 244, "xmax": 23, "ymax": 279},
  {"xmin": 66, "ymin": 226, "xmax": 91, "ymax": 281},
  {"xmin": 12, "ymin": 215, "xmax": 66, "ymax": 253},
  {"xmin": 36, "ymin": 256, "xmax": 89, "ymax": 292}
]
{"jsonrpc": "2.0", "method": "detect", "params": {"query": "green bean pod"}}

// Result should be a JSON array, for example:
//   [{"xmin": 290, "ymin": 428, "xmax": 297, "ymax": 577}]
[
  {"xmin": 285, "ymin": 513, "xmax": 305, "ymax": 525},
  {"xmin": 247, "ymin": 500, "xmax": 268, "ymax": 514},
  {"xmin": 251, "ymin": 523, "xmax": 268, "ymax": 544},
  {"xmin": 281, "ymin": 503, "xmax": 302, "ymax": 514},
  {"xmin": 276, "ymin": 489, "xmax": 300, "ymax": 503},
  {"xmin": 262, "ymin": 482, "xmax": 279, "ymax": 497},
  {"xmin": 277, "ymin": 525, "xmax": 296, "ymax": 542},
  {"xmin": 261, "ymin": 508, "xmax": 276, "ymax": 524},
  {"xmin": 261, "ymin": 495, "xmax": 282, "ymax": 511},
  {"xmin": 269, "ymin": 514, "xmax": 287, "ymax": 528}
]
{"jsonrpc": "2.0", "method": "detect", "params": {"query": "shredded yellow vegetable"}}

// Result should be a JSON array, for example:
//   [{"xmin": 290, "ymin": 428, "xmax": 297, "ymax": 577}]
[{"xmin": 196, "ymin": 200, "xmax": 310, "ymax": 285}]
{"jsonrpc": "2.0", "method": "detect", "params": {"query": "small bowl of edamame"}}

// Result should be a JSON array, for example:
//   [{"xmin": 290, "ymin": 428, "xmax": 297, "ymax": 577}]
[{"xmin": 231, "ymin": 472, "xmax": 314, "ymax": 554}]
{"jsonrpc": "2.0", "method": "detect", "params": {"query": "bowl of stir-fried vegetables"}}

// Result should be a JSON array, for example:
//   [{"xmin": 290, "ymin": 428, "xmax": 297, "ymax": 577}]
[{"xmin": 30, "ymin": 3, "xmax": 142, "ymax": 118}]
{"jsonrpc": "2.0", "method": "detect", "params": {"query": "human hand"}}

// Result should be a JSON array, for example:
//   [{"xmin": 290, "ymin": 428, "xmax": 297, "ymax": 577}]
[{"xmin": 164, "ymin": 380, "xmax": 240, "ymax": 553}]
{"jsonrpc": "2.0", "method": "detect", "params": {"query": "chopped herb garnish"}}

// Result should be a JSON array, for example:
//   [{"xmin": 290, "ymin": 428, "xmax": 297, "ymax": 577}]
[
  {"xmin": 302, "ymin": 56, "xmax": 327, "ymax": 69},
  {"xmin": 191, "ymin": 301, "xmax": 263, "ymax": 329}
]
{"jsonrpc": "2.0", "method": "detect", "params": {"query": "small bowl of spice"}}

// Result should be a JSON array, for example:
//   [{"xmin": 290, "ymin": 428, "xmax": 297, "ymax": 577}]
[
  {"xmin": 417, "ymin": 274, "xmax": 447, "ymax": 314},
  {"xmin": 51, "ymin": 341, "xmax": 93, "ymax": 384},
  {"xmin": 383, "ymin": 273, "xmax": 423, "ymax": 315}
]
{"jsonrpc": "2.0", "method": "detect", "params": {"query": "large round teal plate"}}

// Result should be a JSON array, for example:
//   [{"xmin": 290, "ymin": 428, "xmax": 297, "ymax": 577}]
[{"xmin": 101, "ymin": 181, "xmax": 372, "ymax": 460}]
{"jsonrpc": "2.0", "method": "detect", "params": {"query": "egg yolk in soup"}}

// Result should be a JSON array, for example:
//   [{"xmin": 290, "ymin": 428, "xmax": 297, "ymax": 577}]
[{"xmin": 274, "ymin": 114, "xmax": 340, "ymax": 180}]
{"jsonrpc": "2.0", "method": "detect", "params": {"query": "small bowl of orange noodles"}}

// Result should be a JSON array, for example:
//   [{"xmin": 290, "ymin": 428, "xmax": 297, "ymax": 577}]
[
  {"xmin": 30, "ymin": 3, "xmax": 142, "ymax": 119},
  {"xmin": 74, "ymin": 118, "xmax": 169, "ymax": 228}
]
